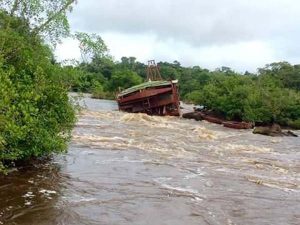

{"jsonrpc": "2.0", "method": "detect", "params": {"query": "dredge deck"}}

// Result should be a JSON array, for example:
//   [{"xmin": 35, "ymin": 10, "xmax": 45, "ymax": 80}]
[
  {"xmin": 117, "ymin": 80, "xmax": 180, "ymax": 116},
  {"xmin": 117, "ymin": 61, "xmax": 180, "ymax": 116}
]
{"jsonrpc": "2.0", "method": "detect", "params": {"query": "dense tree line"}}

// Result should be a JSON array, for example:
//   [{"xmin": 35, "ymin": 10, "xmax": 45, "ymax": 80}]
[{"xmin": 60, "ymin": 49, "xmax": 300, "ymax": 129}]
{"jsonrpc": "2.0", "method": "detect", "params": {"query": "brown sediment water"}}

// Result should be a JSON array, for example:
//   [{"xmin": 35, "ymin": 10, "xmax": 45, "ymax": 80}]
[{"xmin": 1, "ymin": 95, "xmax": 300, "ymax": 225}]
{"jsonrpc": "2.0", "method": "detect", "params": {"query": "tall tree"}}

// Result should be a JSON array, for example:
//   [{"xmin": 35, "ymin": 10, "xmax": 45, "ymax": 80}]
[
  {"xmin": 0, "ymin": 0, "xmax": 77, "ymax": 43},
  {"xmin": 74, "ymin": 32, "xmax": 110, "ymax": 62}
]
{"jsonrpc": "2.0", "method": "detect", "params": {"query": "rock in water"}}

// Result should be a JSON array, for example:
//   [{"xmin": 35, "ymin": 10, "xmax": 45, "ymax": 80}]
[
  {"xmin": 253, "ymin": 124, "xmax": 298, "ymax": 137},
  {"xmin": 271, "ymin": 124, "xmax": 282, "ymax": 133},
  {"xmin": 286, "ymin": 130, "xmax": 298, "ymax": 137},
  {"xmin": 253, "ymin": 127, "xmax": 274, "ymax": 136},
  {"xmin": 182, "ymin": 112, "xmax": 204, "ymax": 121}
]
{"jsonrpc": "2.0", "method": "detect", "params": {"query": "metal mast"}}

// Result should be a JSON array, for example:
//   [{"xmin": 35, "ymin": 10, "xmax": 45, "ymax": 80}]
[{"xmin": 146, "ymin": 60, "xmax": 162, "ymax": 81}]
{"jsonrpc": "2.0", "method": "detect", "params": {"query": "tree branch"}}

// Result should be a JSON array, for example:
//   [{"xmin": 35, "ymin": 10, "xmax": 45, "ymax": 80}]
[
  {"xmin": 10, "ymin": 0, "xmax": 20, "ymax": 16},
  {"xmin": 32, "ymin": 0, "xmax": 76, "ymax": 35}
]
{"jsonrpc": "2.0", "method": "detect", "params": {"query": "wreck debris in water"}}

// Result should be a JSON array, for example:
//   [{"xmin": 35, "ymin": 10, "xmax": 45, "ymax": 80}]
[{"xmin": 117, "ymin": 60, "xmax": 180, "ymax": 116}]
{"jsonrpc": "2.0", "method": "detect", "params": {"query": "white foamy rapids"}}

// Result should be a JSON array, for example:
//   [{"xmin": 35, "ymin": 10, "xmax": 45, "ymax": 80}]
[
  {"xmin": 39, "ymin": 189, "xmax": 57, "ymax": 195},
  {"xmin": 119, "ymin": 113, "xmax": 176, "ymax": 129},
  {"xmin": 22, "ymin": 192, "xmax": 35, "ymax": 198},
  {"xmin": 79, "ymin": 110, "xmax": 115, "ymax": 119},
  {"xmin": 191, "ymin": 127, "xmax": 217, "ymax": 140},
  {"xmin": 184, "ymin": 168, "xmax": 206, "ymax": 179},
  {"xmin": 154, "ymin": 177, "xmax": 205, "ymax": 200},
  {"xmin": 221, "ymin": 144, "xmax": 272, "ymax": 154},
  {"xmin": 70, "ymin": 197, "xmax": 97, "ymax": 204},
  {"xmin": 246, "ymin": 175, "xmax": 300, "ymax": 192},
  {"xmin": 72, "ymin": 135, "xmax": 130, "ymax": 144},
  {"xmin": 241, "ymin": 158, "xmax": 290, "ymax": 174},
  {"xmin": 96, "ymin": 156, "xmax": 153, "ymax": 165},
  {"xmin": 24, "ymin": 201, "xmax": 32, "ymax": 206},
  {"xmin": 78, "ymin": 109, "xmax": 224, "ymax": 144},
  {"xmin": 72, "ymin": 133, "xmax": 195, "ymax": 158},
  {"xmin": 121, "ymin": 112, "xmax": 221, "ymax": 141},
  {"xmin": 128, "ymin": 140, "xmax": 193, "ymax": 159}
]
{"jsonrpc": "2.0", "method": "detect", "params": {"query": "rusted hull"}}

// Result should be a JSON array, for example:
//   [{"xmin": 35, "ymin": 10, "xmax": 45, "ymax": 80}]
[
  {"xmin": 196, "ymin": 112, "xmax": 224, "ymax": 124},
  {"xmin": 203, "ymin": 115, "xmax": 224, "ymax": 124},
  {"xmin": 117, "ymin": 83, "xmax": 180, "ymax": 116}
]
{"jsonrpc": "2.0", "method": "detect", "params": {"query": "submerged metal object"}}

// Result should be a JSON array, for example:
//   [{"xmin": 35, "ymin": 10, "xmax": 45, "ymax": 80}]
[{"xmin": 117, "ymin": 60, "xmax": 180, "ymax": 116}]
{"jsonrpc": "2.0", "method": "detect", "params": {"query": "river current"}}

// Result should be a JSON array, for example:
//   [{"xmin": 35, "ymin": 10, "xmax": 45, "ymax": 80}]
[{"xmin": 1, "ymin": 95, "xmax": 300, "ymax": 225}]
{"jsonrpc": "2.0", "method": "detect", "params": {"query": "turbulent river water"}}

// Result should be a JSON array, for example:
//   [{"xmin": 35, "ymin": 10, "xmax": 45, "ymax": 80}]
[{"xmin": 1, "ymin": 95, "xmax": 300, "ymax": 225}]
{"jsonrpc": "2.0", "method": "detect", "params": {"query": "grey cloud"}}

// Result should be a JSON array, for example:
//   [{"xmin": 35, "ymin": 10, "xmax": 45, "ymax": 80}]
[{"xmin": 70, "ymin": 0, "xmax": 300, "ymax": 47}]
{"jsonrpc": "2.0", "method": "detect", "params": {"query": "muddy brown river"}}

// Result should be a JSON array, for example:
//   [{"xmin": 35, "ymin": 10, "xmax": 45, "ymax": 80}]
[{"xmin": 1, "ymin": 96, "xmax": 300, "ymax": 225}]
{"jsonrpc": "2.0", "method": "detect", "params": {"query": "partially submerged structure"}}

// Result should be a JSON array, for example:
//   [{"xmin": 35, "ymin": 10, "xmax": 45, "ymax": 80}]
[{"xmin": 117, "ymin": 60, "xmax": 180, "ymax": 116}]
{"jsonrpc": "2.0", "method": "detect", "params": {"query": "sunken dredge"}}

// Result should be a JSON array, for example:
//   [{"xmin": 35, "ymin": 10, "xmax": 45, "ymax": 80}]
[{"xmin": 117, "ymin": 60, "xmax": 180, "ymax": 116}]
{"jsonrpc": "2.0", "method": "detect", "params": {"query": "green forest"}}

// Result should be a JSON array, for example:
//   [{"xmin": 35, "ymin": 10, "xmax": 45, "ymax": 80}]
[{"xmin": 1, "ymin": 0, "xmax": 300, "ymax": 172}]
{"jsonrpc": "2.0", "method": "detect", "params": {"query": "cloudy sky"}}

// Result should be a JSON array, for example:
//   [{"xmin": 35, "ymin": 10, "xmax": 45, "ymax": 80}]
[{"xmin": 55, "ymin": 0, "xmax": 300, "ymax": 72}]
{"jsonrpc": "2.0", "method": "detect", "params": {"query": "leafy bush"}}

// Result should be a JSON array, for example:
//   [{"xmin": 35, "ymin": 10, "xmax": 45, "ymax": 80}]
[
  {"xmin": 288, "ymin": 120, "xmax": 300, "ymax": 129},
  {"xmin": 194, "ymin": 73, "xmax": 300, "ymax": 125},
  {"xmin": 107, "ymin": 69, "xmax": 143, "ymax": 92},
  {"xmin": 91, "ymin": 82, "xmax": 114, "ymax": 100},
  {"xmin": 0, "ymin": 11, "xmax": 76, "ymax": 172}
]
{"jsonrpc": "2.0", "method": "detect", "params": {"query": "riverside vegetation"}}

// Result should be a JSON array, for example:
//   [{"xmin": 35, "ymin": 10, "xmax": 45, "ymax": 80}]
[
  {"xmin": 1, "ymin": 1, "xmax": 300, "ymax": 173},
  {"xmin": 62, "ymin": 53, "xmax": 300, "ymax": 129},
  {"xmin": 0, "ymin": 0, "xmax": 77, "ymax": 172}
]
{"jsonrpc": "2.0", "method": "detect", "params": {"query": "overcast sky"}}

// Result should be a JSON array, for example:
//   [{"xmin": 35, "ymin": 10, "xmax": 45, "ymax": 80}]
[{"xmin": 55, "ymin": 0, "xmax": 300, "ymax": 72}]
